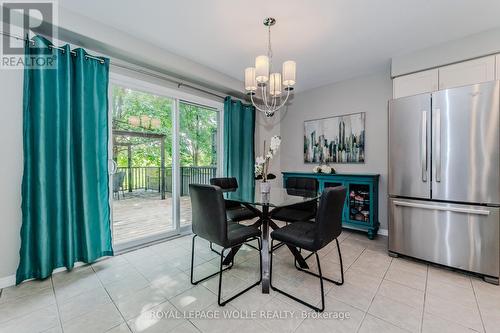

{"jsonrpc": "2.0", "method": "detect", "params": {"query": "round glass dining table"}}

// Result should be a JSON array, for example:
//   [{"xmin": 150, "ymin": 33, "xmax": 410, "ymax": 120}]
[{"xmin": 223, "ymin": 187, "xmax": 319, "ymax": 293}]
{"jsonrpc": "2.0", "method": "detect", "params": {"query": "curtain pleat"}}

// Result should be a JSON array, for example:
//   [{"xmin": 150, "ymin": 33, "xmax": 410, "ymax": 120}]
[
  {"xmin": 16, "ymin": 36, "xmax": 113, "ymax": 284},
  {"xmin": 223, "ymin": 97, "xmax": 255, "ymax": 201}
]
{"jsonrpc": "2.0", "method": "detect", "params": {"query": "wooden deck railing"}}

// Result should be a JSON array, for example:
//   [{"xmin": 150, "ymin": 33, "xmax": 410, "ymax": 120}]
[
  {"xmin": 116, "ymin": 166, "xmax": 216, "ymax": 196},
  {"xmin": 180, "ymin": 166, "xmax": 217, "ymax": 196}
]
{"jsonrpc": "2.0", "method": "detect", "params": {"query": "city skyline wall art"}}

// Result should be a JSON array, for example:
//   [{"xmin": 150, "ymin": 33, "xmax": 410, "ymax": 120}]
[{"xmin": 304, "ymin": 112, "xmax": 365, "ymax": 164}]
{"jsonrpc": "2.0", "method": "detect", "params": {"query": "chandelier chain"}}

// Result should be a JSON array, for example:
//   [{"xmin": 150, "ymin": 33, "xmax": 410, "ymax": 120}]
[{"xmin": 267, "ymin": 25, "xmax": 273, "ymax": 70}]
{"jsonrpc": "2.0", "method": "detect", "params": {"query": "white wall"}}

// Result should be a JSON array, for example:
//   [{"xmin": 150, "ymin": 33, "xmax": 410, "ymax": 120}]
[
  {"xmin": 279, "ymin": 71, "xmax": 392, "ymax": 230},
  {"xmin": 0, "ymin": 68, "xmax": 24, "ymax": 283},
  {"xmin": 392, "ymin": 27, "xmax": 500, "ymax": 77}
]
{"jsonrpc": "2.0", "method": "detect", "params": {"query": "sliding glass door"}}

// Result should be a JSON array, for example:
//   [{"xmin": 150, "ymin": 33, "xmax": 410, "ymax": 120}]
[
  {"xmin": 110, "ymin": 83, "xmax": 175, "ymax": 248},
  {"xmin": 109, "ymin": 73, "xmax": 222, "ymax": 249},
  {"xmin": 178, "ymin": 101, "xmax": 220, "ymax": 228}
]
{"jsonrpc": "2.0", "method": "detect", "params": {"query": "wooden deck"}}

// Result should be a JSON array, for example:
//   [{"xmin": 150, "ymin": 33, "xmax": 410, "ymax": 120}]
[{"xmin": 112, "ymin": 190, "xmax": 192, "ymax": 244}]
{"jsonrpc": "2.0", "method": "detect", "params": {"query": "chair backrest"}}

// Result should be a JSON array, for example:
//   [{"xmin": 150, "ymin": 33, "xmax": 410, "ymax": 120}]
[
  {"xmin": 189, "ymin": 184, "xmax": 228, "ymax": 246},
  {"xmin": 210, "ymin": 177, "xmax": 239, "ymax": 191},
  {"xmin": 113, "ymin": 172, "xmax": 125, "ymax": 192},
  {"xmin": 314, "ymin": 186, "xmax": 347, "ymax": 249},
  {"xmin": 285, "ymin": 177, "xmax": 318, "ymax": 192}
]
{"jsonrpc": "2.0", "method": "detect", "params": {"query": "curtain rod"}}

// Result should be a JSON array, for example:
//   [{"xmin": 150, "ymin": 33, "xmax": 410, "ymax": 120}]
[
  {"xmin": 110, "ymin": 62, "xmax": 231, "ymax": 101},
  {"xmin": 1, "ymin": 30, "xmax": 244, "ymax": 102},
  {"xmin": 1, "ymin": 31, "xmax": 106, "ymax": 64}
]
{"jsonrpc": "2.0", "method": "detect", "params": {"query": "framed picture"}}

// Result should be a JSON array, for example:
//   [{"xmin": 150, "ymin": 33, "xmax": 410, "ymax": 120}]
[{"xmin": 304, "ymin": 112, "xmax": 365, "ymax": 163}]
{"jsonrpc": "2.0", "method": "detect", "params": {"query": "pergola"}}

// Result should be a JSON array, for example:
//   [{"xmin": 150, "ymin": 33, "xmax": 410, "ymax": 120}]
[{"xmin": 113, "ymin": 129, "xmax": 167, "ymax": 199}]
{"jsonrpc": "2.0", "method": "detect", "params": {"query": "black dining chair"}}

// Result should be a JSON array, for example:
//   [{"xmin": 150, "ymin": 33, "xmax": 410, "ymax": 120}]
[
  {"xmin": 269, "ymin": 186, "xmax": 347, "ymax": 312},
  {"xmin": 270, "ymin": 177, "xmax": 319, "ymax": 223},
  {"xmin": 210, "ymin": 177, "xmax": 259, "ymax": 223},
  {"xmin": 189, "ymin": 184, "xmax": 262, "ymax": 306},
  {"xmin": 113, "ymin": 172, "xmax": 126, "ymax": 200}
]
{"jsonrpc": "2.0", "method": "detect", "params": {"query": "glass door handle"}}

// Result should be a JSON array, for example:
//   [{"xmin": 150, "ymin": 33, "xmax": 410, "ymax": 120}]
[{"xmin": 109, "ymin": 159, "xmax": 117, "ymax": 175}]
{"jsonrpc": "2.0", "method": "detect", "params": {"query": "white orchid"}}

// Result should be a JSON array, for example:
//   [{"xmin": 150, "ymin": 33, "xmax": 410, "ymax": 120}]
[
  {"xmin": 255, "ymin": 136, "xmax": 281, "ymax": 182},
  {"xmin": 269, "ymin": 135, "xmax": 281, "ymax": 153},
  {"xmin": 255, "ymin": 156, "xmax": 265, "ymax": 165},
  {"xmin": 254, "ymin": 163, "xmax": 263, "ymax": 176}
]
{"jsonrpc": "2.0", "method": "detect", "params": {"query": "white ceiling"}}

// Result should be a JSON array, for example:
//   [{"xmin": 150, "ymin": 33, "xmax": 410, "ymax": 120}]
[{"xmin": 59, "ymin": 0, "xmax": 500, "ymax": 92}]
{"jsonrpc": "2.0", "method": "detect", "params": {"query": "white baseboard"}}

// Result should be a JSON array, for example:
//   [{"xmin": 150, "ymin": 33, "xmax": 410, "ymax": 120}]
[
  {"xmin": 0, "ymin": 275, "xmax": 16, "ymax": 289},
  {"xmin": 0, "ymin": 262, "xmax": 87, "ymax": 289},
  {"xmin": 378, "ymin": 228, "xmax": 388, "ymax": 236}
]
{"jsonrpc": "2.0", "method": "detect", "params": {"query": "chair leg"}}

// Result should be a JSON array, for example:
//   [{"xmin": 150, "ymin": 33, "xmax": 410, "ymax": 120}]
[
  {"xmin": 257, "ymin": 238, "xmax": 263, "ymax": 282},
  {"xmin": 243, "ymin": 239, "xmax": 260, "ymax": 251},
  {"xmin": 210, "ymin": 242, "xmax": 222, "ymax": 255},
  {"xmin": 293, "ymin": 238, "xmax": 344, "ymax": 286},
  {"xmin": 191, "ymin": 235, "xmax": 233, "ymax": 285},
  {"xmin": 218, "ymin": 237, "xmax": 262, "ymax": 306},
  {"xmin": 270, "ymin": 239, "xmax": 325, "ymax": 312},
  {"xmin": 271, "ymin": 241, "xmax": 286, "ymax": 251},
  {"xmin": 336, "ymin": 238, "xmax": 345, "ymax": 285},
  {"xmin": 315, "ymin": 251, "xmax": 325, "ymax": 312}
]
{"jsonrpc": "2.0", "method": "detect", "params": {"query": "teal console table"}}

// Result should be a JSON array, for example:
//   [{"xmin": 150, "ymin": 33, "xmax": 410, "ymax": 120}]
[{"xmin": 282, "ymin": 172, "xmax": 380, "ymax": 239}]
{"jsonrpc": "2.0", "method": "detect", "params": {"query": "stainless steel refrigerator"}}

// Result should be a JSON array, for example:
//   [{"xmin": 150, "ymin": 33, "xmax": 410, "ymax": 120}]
[{"xmin": 388, "ymin": 80, "xmax": 500, "ymax": 284}]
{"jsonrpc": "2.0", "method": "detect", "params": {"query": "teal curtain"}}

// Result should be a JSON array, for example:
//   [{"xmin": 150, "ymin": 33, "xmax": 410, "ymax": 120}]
[
  {"xmin": 223, "ymin": 97, "xmax": 255, "ymax": 201},
  {"xmin": 17, "ymin": 36, "xmax": 113, "ymax": 284}
]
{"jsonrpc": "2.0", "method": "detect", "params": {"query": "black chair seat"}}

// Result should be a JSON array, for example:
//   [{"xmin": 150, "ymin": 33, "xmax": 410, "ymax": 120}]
[
  {"xmin": 227, "ymin": 206, "xmax": 258, "ymax": 222},
  {"xmin": 271, "ymin": 221, "xmax": 318, "ymax": 251},
  {"xmin": 227, "ymin": 223, "xmax": 261, "ymax": 247},
  {"xmin": 270, "ymin": 207, "xmax": 316, "ymax": 223}
]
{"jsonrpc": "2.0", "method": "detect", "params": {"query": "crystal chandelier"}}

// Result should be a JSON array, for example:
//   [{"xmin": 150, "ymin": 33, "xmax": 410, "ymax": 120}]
[{"xmin": 244, "ymin": 17, "xmax": 296, "ymax": 117}]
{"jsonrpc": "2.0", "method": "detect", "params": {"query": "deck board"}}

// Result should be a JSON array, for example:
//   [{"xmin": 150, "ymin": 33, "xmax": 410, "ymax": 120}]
[{"xmin": 112, "ymin": 190, "xmax": 192, "ymax": 244}]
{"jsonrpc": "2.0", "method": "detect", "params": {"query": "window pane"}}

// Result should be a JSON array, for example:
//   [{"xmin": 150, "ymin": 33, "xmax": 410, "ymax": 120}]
[{"xmin": 179, "ymin": 102, "xmax": 219, "ymax": 227}]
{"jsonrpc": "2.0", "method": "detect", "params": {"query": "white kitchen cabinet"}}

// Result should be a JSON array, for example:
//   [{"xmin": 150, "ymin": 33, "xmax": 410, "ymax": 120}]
[
  {"xmin": 393, "ymin": 69, "xmax": 438, "ymax": 99},
  {"xmin": 438, "ymin": 56, "xmax": 495, "ymax": 90},
  {"xmin": 496, "ymin": 54, "xmax": 500, "ymax": 80}
]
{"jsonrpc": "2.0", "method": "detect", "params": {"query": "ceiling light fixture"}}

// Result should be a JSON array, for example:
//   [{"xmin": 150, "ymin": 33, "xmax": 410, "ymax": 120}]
[{"xmin": 244, "ymin": 17, "xmax": 296, "ymax": 117}]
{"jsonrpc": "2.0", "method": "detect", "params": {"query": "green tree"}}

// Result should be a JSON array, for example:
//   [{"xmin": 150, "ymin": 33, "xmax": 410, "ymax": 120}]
[
  {"xmin": 111, "ymin": 86, "xmax": 217, "ymax": 168},
  {"xmin": 179, "ymin": 102, "xmax": 217, "ymax": 167}
]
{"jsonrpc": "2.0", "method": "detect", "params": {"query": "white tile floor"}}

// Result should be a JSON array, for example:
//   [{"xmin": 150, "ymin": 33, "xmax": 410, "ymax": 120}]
[{"xmin": 1, "ymin": 229, "xmax": 499, "ymax": 333}]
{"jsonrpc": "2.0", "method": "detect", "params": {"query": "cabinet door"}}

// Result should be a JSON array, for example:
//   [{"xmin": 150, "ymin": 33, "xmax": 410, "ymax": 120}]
[
  {"xmin": 438, "ymin": 56, "xmax": 495, "ymax": 90},
  {"xmin": 393, "ymin": 69, "xmax": 438, "ymax": 99},
  {"xmin": 347, "ymin": 182, "xmax": 372, "ymax": 224},
  {"xmin": 496, "ymin": 54, "xmax": 500, "ymax": 80}
]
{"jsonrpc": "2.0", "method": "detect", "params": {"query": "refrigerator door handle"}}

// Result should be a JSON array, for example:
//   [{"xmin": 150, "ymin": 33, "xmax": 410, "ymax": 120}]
[
  {"xmin": 434, "ymin": 108, "xmax": 441, "ymax": 182},
  {"xmin": 393, "ymin": 200, "xmax": 491, "ymax": 216},
  {"xmin": 421, "ymin": 110, "xmax": 428, "ymax": 182}
]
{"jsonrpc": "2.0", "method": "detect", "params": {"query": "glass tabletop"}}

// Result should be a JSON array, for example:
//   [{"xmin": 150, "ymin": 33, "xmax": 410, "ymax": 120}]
[{"xmin": 225, "ymin": 187, "xmax": 319, "ymax": 208}]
